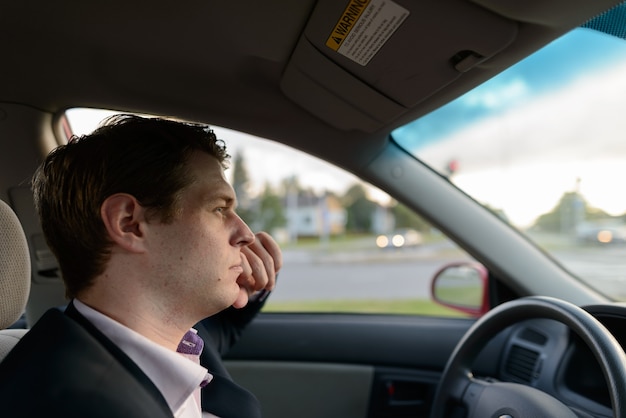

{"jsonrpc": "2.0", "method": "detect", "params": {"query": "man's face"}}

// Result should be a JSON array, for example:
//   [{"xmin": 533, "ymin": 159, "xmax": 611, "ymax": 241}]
[{"xmin": 147, "ymin": 152, "xmax": 255, "ymax": 321}]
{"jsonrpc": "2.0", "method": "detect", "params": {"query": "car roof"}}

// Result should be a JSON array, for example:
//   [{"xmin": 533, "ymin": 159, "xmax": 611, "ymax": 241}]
[{"xmin": 2, "ymin": 0, "xmax": 622, "ymax": 174}]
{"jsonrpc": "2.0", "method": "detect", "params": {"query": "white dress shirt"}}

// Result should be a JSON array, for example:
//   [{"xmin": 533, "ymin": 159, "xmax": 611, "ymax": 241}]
[{"xmin": 74, "ymin": 299, "xmax": 216, "ymax": 418}]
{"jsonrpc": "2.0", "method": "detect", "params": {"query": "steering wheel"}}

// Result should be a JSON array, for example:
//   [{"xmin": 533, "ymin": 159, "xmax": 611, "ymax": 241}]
[{"xmin": 430, "ymin": 296, "xmax": 626, "ymax": 418}]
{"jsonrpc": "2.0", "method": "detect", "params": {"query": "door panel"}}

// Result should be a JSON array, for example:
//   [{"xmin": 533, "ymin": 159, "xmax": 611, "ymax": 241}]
[
  {"xmin": 224, "ymin": 313, "xmax": 506, "ymax": 417},
  {"xmin": 226, "ymin": 361, "xmax": 373, "ymax": 418}
]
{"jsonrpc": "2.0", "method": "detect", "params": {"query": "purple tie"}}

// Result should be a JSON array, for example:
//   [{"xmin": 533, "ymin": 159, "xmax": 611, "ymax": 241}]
[
  {"xmin": 177, "ymin": 329, "xmax": 204, "ymax": 355},
  {"xmin": 177, "ymin": 330, "xmax": 210, "ymax": 388}
]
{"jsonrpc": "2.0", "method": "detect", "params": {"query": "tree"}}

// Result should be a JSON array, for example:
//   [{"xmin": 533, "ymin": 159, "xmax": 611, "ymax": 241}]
[
  {"xmin": 258, "ymin": 182, "xmax": 287, "ymax": 232},
  {"xmin": 391, "ymin": 202, "xmax": 430, "ymax": 232},
  {"xmin": 533, "ymin": 191, "xmax": 610, "ymax": 233},
  {"xmin": 342, "ymin": 183, "xmax": 376, "ymax": 233},
  {"xmin": 230, "ymin": 151, "xmax": 255, "ymax": 225}
]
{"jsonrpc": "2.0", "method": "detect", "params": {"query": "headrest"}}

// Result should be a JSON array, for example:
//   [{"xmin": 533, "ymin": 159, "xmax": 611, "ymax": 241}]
[{"xmin": 0, "ymin": 199, "xmax": 31, "ymax": 329}]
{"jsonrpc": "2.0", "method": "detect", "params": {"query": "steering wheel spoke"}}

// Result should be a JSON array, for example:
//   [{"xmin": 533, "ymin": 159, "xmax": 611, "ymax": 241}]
[{"xmin": 461, "ymin": 379, "xmax": 488, "ymax": 413}]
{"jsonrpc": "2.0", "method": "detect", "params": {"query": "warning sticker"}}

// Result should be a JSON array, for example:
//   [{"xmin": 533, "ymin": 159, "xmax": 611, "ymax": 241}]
[{"xmin": 325, "ymin": 0, "xmax": 409, "ymax": 66}]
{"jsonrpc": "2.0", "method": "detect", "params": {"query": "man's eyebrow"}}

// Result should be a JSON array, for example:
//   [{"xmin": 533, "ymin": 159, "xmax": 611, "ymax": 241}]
[{"xmin": 208, "ymin": 193, "xmax": 236, "ymax": 207}]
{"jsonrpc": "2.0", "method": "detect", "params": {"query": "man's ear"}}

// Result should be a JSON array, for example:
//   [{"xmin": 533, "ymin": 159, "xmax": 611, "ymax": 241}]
[{"xmin": 100, "ymin": 193, "xmax": 147, "ymax": 253}]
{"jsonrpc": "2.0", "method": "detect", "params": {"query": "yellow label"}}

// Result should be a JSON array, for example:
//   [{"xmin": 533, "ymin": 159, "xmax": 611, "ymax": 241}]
[{"xmin": 325, "ymin": 0, "xmax": 370, "ymax": 51}]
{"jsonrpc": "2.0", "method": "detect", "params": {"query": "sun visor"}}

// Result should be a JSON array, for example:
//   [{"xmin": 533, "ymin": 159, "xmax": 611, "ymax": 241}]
[{"xmin": 281, "ymin": 0, "xmax": 517, "ymax": 132}]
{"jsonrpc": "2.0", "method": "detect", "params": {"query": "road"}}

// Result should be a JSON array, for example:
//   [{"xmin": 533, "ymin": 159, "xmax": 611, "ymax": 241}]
[
  {"xmin": 266, "ymin": 243, "xmax": 626, "ymax": 303},
  {"xmin": 269, "ymin": 244, "xmax": 471, "ymax": 302},
  {"xmin": 552, "ymin": 247, "xmax": 626, "ymax": 300}
]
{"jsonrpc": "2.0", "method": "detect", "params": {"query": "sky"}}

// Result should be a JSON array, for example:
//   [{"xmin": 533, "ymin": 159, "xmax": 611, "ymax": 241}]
[
  {"xmin": 392, "ymin": 28, "xmax": 626, "ymax": 227},
  {"xmin": 392, "ymin": 29, "xmax": 626, "ymax": 149}
]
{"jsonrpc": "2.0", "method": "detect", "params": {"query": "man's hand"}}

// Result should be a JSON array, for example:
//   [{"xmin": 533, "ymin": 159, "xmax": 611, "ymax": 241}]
[{"xmin": 233, "ymin": 232, "xmax": 282, "ymax": 308}]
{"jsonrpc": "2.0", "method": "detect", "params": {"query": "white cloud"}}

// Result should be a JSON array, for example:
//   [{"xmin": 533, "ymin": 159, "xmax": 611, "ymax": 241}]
[{"xmin": 419, "ymin": 60, "xmax": 626, "ymax": 227}]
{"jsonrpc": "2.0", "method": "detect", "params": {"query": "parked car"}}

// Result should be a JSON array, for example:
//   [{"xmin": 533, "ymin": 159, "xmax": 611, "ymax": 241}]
[
  {"xmin": 2, "ymin": 1, "xmax": 626, "ymax": 417},
  {"xmin": 376, "ymin": 229, "xmax": 423, "ymax": 249},
  {"xmin": 577, "ymin": 222, "xmax": 626, "ymax": 245}
]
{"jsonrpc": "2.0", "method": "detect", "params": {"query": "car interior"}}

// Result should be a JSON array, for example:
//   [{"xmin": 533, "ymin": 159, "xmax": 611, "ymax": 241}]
[{"xmin": 3, "ymin": 0, "xmax": 626, "ymax": 417}]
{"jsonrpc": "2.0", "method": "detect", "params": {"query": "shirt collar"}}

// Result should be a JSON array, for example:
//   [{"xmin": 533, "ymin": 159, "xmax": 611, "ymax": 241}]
[{"xmin": 73, "ymin": 299, "xmax": 212, "ymax": 414}]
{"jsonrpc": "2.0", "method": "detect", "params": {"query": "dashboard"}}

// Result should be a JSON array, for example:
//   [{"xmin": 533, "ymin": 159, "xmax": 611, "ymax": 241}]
[{"xmin": 485, "ymin": 303, "xmax": 626, "ymax": 417}]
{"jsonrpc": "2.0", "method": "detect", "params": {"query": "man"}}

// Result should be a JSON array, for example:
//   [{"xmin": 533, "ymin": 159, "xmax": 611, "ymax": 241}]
[{"xmin": 0, "ymin": 114, "xmax": 281, "ymax": 417}]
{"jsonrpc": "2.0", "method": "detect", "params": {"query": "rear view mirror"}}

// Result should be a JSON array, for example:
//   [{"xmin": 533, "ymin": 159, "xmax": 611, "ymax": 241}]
[{"xmin": 431, "ymin": 262, "xmax": 489, "ymax": 317}]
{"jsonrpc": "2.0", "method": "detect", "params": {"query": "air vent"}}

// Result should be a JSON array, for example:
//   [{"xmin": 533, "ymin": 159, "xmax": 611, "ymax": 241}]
[{"xmin": 505, "ymin": 345, "xmax": 540, "ymax": 383}]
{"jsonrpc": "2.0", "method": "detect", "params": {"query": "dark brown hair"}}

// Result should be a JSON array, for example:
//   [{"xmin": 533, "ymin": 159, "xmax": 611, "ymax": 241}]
[{"xmin": 32, "ymin": 114, "xmax": 229, "ymax": 298}]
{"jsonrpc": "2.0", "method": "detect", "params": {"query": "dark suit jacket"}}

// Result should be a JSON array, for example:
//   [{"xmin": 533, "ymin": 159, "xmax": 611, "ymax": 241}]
[
  {"xmin": 0, "ymin": 303, "xmax": 173, "ymax": 417},
  {"xmin": 196, "ymin": 300, "xmax": 265, "ymax": 418},
  {"xmin": 0, "ymin": 299, "xmax": 266, "ymax": 418}
]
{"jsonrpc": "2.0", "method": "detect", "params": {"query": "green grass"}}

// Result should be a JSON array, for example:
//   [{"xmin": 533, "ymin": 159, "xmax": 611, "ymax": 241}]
[
  {"xmin": 262, "ymin": 298, "xmax": 471, "ymax": 318},
  {"xmin": 280, "ymin": 234, "xmax": 373, "ymax": 251},
  {"xmin": 434, "ymin": 286, "xmax": 483, "ymax": 308}
]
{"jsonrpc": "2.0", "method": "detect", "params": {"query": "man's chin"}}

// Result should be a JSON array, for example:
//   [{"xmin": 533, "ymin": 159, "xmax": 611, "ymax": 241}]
[{"xmin": 231, "ymin": 287, "xmax": 250, "ymax": 309}]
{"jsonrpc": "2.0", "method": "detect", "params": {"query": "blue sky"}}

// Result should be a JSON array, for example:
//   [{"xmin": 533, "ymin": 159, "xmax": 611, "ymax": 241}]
[{"xmin": 392, "ymin": 28, "xmax": 626, "ymax": 151}]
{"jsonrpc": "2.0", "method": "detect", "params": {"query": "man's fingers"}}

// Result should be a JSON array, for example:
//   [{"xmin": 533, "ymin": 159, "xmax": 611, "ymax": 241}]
[
  {"xmin": 238, "ymin": 251, "xmax": 255, "ymax": 288},
  {"xmin": 235, "ymin": 231, "xmax": 283, "ymax": 308},
  {"xmin": 255, "ymin": 231, "xmax": 283, "ymax": 272},
  {"xmin": 238, "ymin": 232, "xmax": 282, "ymax": 294},
  {"xmin": 241, "ymin": 246, "xmax": 270, "ymax": 291}
]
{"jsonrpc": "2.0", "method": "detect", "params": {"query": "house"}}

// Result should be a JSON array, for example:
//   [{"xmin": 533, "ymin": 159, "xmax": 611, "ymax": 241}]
[{"xmin": 285, "ymin": 190, "xmax": 346, "ymax": 239}]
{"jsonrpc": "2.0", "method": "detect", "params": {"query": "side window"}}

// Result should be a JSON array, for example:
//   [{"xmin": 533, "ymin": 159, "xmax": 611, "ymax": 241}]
[
  {"xmin": 228, "ymin": 138, "xmax": 475, "ymax": 317},
  {"xmin": 66, "ymin": 108, "xmax": 475, "ymax": 317}
]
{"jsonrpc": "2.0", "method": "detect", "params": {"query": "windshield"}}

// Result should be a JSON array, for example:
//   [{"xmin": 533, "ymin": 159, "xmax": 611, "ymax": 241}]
[{"xmin": 392, "ymin": 17, "xmax": 626, "ymax": 301}]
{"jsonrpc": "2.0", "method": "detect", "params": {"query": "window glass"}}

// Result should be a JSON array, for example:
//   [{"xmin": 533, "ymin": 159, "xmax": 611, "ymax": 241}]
[
  {"xmin": 65, "ymin": 108, "xmax": 476, "ymax": 317},
  {"xmin": 392, "ymin": 27, "xmax": 626, "ymax": 301}
]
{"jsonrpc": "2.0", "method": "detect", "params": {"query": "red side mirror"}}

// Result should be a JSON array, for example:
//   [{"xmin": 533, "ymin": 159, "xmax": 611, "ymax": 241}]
[{"xmin": 430, "ymin": 262, "xmax": 489, "ymax": 317}]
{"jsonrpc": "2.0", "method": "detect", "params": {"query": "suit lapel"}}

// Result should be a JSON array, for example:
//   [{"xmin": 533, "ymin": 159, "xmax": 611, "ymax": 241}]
[
  {"xmin": 201, "ymin": 372, "xmax": 262, "ymax": 418},
  {"xmin": 64, "ymin": 301, "xmax": 172, "ymax": 415}
]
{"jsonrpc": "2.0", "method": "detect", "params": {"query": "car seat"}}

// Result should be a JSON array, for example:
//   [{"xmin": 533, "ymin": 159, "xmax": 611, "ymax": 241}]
[{"xmin": 0, "ymin": 198, "xmax": 31, "ymax": 360}]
